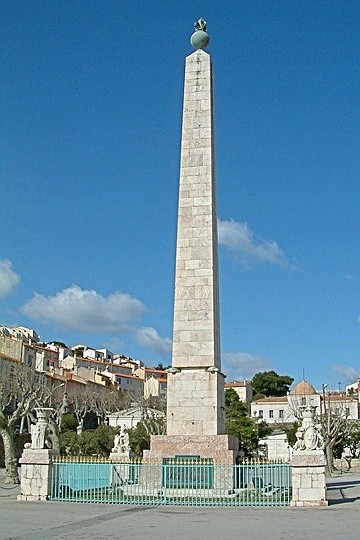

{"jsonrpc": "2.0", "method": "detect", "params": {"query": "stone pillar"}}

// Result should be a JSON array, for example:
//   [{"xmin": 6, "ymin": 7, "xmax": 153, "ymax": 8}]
[
  {"xmin": 290, "ymin": 406, "xmax": 328, "ymax": 506},
  {"xmin": 291, "ymin": 451, "xmax": 328, "ymax": 507},
  {"xmin": 18, "ymin": 406, "xmax": 59, "ymax": 501},
  {"xmin": 18, "ymin": 448, "xmax": 59, "ymax": 501}
]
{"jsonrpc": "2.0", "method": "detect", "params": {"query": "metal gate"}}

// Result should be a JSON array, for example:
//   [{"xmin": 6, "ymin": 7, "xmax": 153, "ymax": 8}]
[{"xmin": 50, "ymin": 457, "xmax": 291, "ymax": 506}]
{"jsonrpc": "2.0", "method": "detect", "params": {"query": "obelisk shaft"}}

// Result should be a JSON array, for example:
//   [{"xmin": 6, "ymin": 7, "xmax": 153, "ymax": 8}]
[{"xmin": 167, "ymin": 49, "xmax": 224, "ymax": 436}]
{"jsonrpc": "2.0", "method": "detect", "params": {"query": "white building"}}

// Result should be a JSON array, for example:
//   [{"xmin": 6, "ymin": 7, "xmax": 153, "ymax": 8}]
[
  {"xmin": 259, "ymin": 432, "xmax": 292, "ymax": 461},
  {"xmin": 70, "ymin": 345, "xmax": 114, "ymax": 362},
  {"xmin": 0, "ymin": 325, "xmax": 39, "ymax": 343},
  {"xmin": 144, "ymin": 375, "xmax": 167, "ymax": 400},
  {"xmin": 225, "ymin": 380, "xmax": 253, "ymax": 404},
  {"xmin": 107, "ymin": 406, "xmax": 165, "ymax": 431},
  {"xmin": 346, "ymin": 378, "xmax": 360, "ymax": 401},
  {"xmin": 251, "ymin": 380, "xmax": 359, "ymax": 424},
  {"xmin": 134, "ymin": 366, "xmax": 167, "ymax": 401}
]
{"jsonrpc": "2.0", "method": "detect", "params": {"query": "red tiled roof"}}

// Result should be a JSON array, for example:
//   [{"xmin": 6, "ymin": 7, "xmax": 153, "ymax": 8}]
[{"xmin": 253, "ymin": 396, "xmax": 288, "ymax": 404}]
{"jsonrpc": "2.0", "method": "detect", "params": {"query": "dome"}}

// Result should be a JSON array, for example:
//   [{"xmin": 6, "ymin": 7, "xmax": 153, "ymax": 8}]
[{"xmin": 290, "ymin": 380, "xmax": 317, "ymax": 395}]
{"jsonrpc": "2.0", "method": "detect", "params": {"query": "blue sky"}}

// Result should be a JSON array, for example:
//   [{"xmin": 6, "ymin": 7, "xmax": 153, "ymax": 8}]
[{"xmin": 1, "ymin": 1, "xmax": 360, "ymax": 391}]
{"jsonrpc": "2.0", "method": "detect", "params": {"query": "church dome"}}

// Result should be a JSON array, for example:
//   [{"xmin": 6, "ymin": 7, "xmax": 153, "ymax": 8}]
[{"xmin": 290, "ymin": 380, "xmax": 317, "ymax": 395}]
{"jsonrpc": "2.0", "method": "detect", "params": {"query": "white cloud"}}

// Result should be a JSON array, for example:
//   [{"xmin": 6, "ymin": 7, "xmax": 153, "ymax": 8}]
[
  {"xmin": 20, "ymin": 285, "xmax": 146, "ymax": 333},
  {"xmin": 0, "ymin": 259, "xmax": 20, "ymax": 299},
  {"xmin": 134, "ymin": 326, "xmax": 172, "ymax": 357},
  {"xmin": 332, "ymin": 364, "xmax": 359, "ymax": 384},
  {"xmin": 222, "ymin": 351, "xmax": 269, "ymax": 381},
  {"xmin": 218, "ymin": 219, "xmax": 290, "ymax": 267}
]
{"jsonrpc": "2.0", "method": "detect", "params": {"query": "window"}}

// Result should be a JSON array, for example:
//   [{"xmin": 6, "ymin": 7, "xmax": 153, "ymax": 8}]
[
  {"xmin": 279, "ymin": 409, "xmax": 284, "ymax": 419},
  {"xmin": 301, "ymin": 397, "xmax": 306, "ymax": 406},
  {"xmin": 258, "ymin": 410, "xmax": 263, "ymax": 419},
  {"xmin": 269, "ymin": 410, "xmax": 274, "ymax": 419}
]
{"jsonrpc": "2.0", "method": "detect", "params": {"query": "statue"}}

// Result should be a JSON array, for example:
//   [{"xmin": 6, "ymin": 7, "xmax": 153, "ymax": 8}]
[
  {"xmin": 112, "ymin": 425, "xmax": 130, "ymax": 454},
  {"xmin": 194, "ymin": 18, "xmax": 207, "ymax": 32},
  {"xmin": 190, "ymin": 18, "xmax": 210, "ymax": 50},
  {"xmin": 112, "ymin": 432, "xmax": 121, "ymax": 452},
  {"xmin": 293, "ymin": 425, "xmax": 305, "ymax": 451},
  {"xmin": 294, "ymin": 406, "xmax": 323, "ymax": 452},
  {"xmin": 122, "ymin": 430, "xmax": 130, "ymax": 453},
  {"xmin": 30, "ymin": 408, "xmax": 55, "ymax": 449}
]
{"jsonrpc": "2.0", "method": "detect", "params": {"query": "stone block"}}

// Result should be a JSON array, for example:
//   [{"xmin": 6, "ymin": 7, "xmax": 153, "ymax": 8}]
[{"xmin": 291, "ymin": 454, "xmax": 327, "ymax": 507}]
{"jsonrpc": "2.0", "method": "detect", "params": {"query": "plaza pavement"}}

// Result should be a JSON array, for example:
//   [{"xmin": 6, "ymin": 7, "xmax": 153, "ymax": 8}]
[{"xmin": 0, "ymin": 469, "xmax": 359, "ymax": 540}]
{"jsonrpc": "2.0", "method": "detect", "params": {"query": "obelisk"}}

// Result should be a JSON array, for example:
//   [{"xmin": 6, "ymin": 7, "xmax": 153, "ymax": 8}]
[
  {"xmin": 144, "ymin": 19, "xmax": 238, "ymax": 464},
  {"xmin": 167, "ymin": 18, "xmax": 223, "ymax": 436}
]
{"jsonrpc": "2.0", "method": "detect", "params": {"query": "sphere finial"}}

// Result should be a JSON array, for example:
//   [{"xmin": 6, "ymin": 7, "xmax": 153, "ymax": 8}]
[{"xmin": 190, "ymin": 18, "xmax": 210, "ymax": 50}]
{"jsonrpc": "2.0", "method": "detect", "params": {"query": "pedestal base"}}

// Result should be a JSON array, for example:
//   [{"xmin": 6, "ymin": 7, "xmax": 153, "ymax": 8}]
[
  {"xmin": 290, "ymin": 451, "xmax": 328, "ymax": 507},
  {"xmin": 144, "ymin": 434, "xmax": 239, "ymax": 464},
  {"xmin": 18, "ymin": 448, "xmax": 59, "ymax": 501},
  {"xmin": 141, "ymin": 434, "xmax": 239, "ymax": 491},
  {"xmin": 109, "ymin": 451, "xmax": 132, "ymax": 462}
]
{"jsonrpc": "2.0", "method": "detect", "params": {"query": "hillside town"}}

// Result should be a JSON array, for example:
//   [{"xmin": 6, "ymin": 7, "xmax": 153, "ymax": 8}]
[{"xmin": 1, "ymin": 324, "xmax": 359, "ymax": 468}]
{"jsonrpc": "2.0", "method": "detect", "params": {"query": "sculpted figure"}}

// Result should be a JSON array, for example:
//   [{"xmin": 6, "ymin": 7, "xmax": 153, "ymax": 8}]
[
  {"xmin": 294, "ymin": 406, "xmax": 323, "ymax": 451},
  {"xmin": 294, "ymin": 426, "xmax": 305, "ymax": 451},
  {"xmin": 30, "ymin": 408, "xmax": 54, "ymax": 449},
  {"xmin": 194, "ymin": 18, "xmax": 207, "ymax": 32},
  {"xmin": 30, "ymin": 422, "xmax": 46, "ymax": 449},
  {"xmin": 112, "ymin": 425, "xmax": 130, "ymax": 453}
]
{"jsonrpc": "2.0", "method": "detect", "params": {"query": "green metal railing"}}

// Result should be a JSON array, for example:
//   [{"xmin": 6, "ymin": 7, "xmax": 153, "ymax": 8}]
[{"xmin": 49, "ymin": 456, "xmax": 291, "ymax": 506}]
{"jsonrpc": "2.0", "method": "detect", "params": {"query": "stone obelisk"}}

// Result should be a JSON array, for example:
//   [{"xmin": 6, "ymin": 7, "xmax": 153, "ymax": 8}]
[{"xmin": 144, "ymin": 20, "xmax": 238, "ymax": 464}]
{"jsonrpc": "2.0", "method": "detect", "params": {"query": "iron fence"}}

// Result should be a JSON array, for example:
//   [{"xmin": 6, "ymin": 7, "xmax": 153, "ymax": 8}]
[{"xmin": 49, "ymin": 456, "xmax": 291, "ymax": 506}]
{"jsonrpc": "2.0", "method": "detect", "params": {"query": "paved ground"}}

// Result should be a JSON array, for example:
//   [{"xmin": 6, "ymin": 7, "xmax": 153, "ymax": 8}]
[{"xmin": 1, "ymin": 469, "xmax": 359, "ymax": 540}]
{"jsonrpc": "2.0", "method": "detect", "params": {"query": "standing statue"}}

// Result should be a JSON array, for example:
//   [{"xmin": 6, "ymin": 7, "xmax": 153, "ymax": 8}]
[
  {"xmin": 112, "ymin": 432, "xmax": 121, "ymax": 452},
  {"xmin": 121, "ymin": 429, "xmax": 130, "ymax": 453}
]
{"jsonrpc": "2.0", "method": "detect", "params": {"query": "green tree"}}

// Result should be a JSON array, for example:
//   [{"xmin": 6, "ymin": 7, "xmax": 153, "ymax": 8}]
[
  {"xmin": 345, "ymin": 421, "xmax": 360, "ymax": 459},
  {"xmin": 128, "ymin": 414, "xmax": 166, "ymax": 457},
  {"xmin": 153, "ymin": 363, "xmax": 170, "ymax": 371},
  {"xmin": 48, "ymin": 341, "xmax": 68, "ymax": 348},
  {"xmin": 225, "ymin": 387, "xmax": 249, "ymax": 416},
  {"xmin": 284, "ymin": 421, "xmax": 299, "ymax": 448},
  {"xmin": 225, "ymin": 388, "xmax": 272, "ymax": 456},
  {"xmin": 59, "ymin": 424, "xmax": 116, "ymax": 456},
  {"xmin": 252, "ymin": 370, "xmax": 294, "ymax": 397},
  {"xmin": 128, "ymin": 422, "xmax": 150, "ymax": 457},
  {"xmin": 60, "ymin": 413, "xmax": 78, "ymax": 432}
]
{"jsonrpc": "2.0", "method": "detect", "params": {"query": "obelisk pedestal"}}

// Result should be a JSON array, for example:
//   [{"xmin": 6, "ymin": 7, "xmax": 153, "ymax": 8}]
[{"xmin": 144, "ymin": 20, "xmax": 238, "ymax": 473}]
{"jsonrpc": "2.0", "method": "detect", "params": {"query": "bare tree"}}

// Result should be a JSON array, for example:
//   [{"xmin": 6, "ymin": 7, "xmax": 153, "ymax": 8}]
[
  {"xmin": 288, "ymin": 394, "xmax": 355, "ymax": 476},
  {"xmin": 62, "ymin": 382, "xmax": 122, "ymax": 431},
  {"xmin": 65, "ymin": 384, "xmax": 94, "ymax": 434},
  {"xmin": 320, "ymin": 409, "xmax": 355, "ymax": 476},
  {"xmin": 0, "ymin": 359, "xmax": 46, "ymax": 483},
  {"xmin": 91, "ymin": 386, "xmax": 128, "ymax": 425}
]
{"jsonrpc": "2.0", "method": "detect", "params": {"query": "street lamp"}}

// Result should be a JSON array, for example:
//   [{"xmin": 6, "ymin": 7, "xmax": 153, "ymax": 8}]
[
  {"xmin": 321, "ymin": 384, "xmax": 328, "ymax": 417},
  {"xmin": 48, "ymin": 382, "xmax": 65, "ymax": 407}
]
